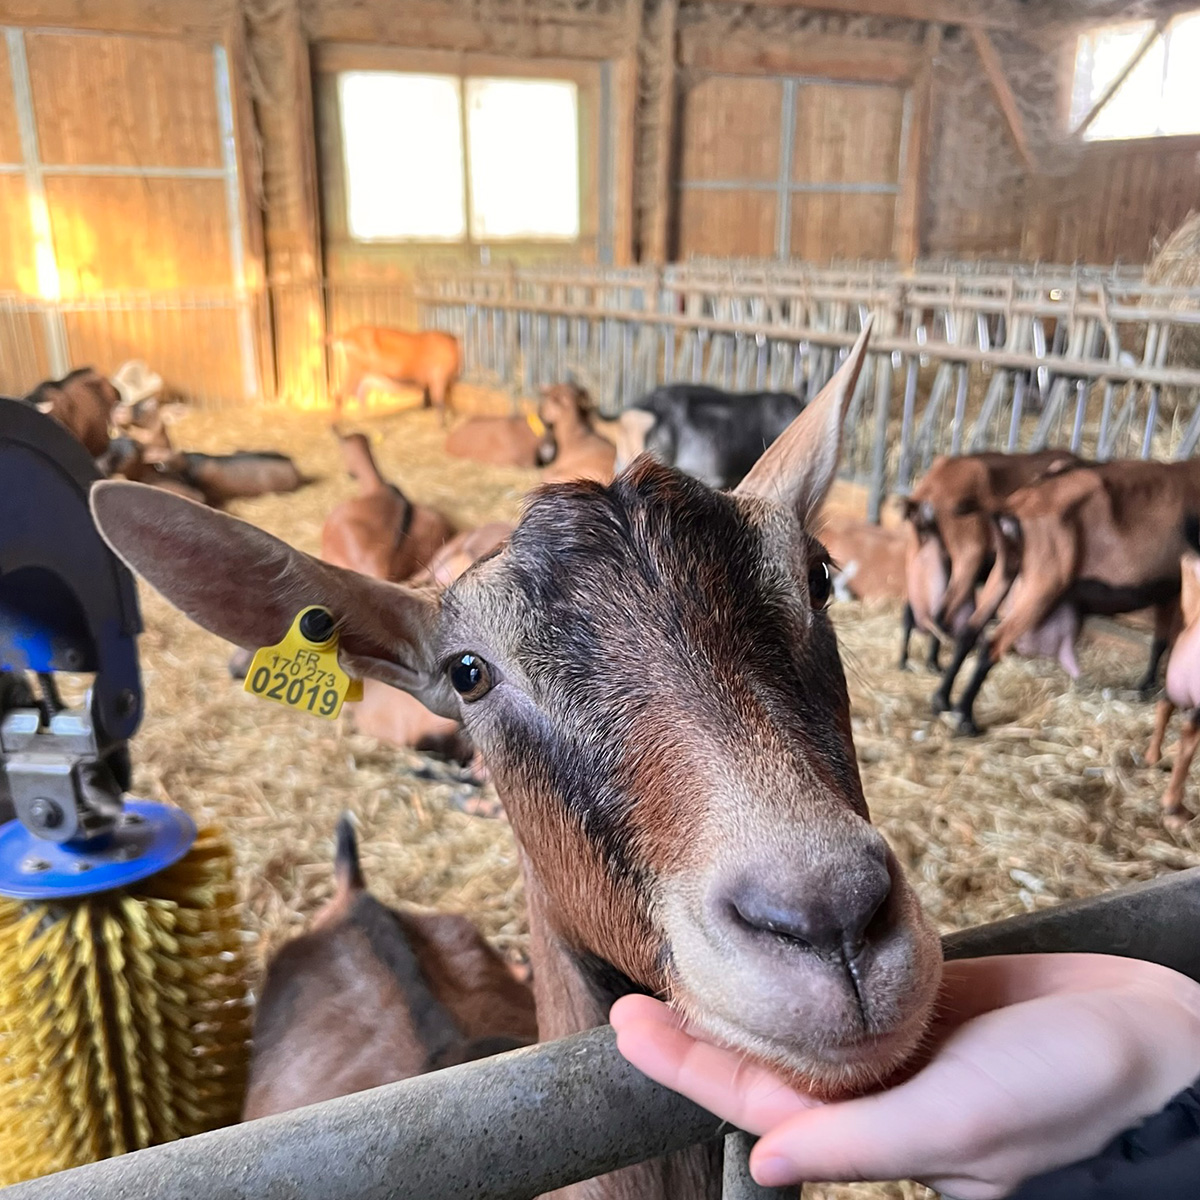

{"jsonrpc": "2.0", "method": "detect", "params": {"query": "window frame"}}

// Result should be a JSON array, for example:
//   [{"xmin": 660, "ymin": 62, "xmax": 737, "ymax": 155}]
[
  {"xmin": 318, "ymin": 46, "xmax": 599, "ymax": 251},
  {"xmin": 1070, "ymin": 11, "xmax": 1200, "ymax": 143}
]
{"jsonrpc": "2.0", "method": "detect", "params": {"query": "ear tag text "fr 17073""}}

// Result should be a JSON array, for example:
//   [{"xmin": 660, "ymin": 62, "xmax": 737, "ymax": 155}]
[{"xmin": 243, "ymin": 606, "xmax": 363, "ymax": 719}]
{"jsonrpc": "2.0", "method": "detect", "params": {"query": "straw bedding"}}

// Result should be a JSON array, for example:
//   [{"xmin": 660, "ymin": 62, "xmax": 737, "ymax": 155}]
[{"xmin": 124, "ymin": 401, "xmax": 1200, "ymax": 1200}]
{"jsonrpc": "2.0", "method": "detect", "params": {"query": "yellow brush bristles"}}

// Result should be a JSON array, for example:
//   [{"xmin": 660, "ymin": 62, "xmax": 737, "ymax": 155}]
[{"xmin": 0, "ymin": 822, "xmax": 251, "ymax": 1186}]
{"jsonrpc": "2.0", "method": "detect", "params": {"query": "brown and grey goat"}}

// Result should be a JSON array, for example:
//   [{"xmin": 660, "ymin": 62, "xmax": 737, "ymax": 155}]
[{"xmin": 92, "ymin": 322, "xmax": 942, "ymax": 1200}]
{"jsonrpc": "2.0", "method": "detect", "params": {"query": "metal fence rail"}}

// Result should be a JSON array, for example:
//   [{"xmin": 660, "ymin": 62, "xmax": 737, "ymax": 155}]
[
  {"xmin": 415, "ymin": 262, "xmax": 1200, "ymax": 521},
  {"xmin": 4, "ymin": 867, "xmax": 1199, "ymax": 1200}
]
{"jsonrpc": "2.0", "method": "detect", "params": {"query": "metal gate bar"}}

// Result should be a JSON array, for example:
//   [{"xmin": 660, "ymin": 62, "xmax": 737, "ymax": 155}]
[{"xmin": 4, "ymin": 868, "xmax": 1199, "ymax": 1200}]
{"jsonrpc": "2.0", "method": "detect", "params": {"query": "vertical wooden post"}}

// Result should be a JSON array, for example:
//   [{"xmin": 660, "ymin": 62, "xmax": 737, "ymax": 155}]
[
  {"xmin": 245, "ymin": 0, "xmax": 328, "ymax": 407},
  {"xmin": 894, "ymin": 22, "xmax": 941, "ymax": 266},
  {"xmin": 647, "ymin": 0, "xmax": 679, "ymax": 263}
]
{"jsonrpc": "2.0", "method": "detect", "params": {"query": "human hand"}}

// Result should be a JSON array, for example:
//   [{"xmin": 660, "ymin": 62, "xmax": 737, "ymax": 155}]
[{"xmin": 612, "ymin": 954, "xmax": 1200, "ymax": 1199}]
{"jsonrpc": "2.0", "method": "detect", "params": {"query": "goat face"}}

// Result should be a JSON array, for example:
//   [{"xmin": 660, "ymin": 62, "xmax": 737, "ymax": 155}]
[
  {"xmin": 446, "ymin": 457, "xmax": 940, "ymax": 1095},
  {"xmin": 90, "ymin": 323, "xmax": 940, "ymax": 1099}
]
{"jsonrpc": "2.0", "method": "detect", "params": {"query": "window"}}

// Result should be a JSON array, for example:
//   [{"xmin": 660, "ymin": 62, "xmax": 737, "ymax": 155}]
[
  {"xmin": 339, "ymin": 71, "xmax": 580, "ymax": 242},
  {"xmin": 1071, "ymin": 12, "xmax": 1200, "ymax": 141}
]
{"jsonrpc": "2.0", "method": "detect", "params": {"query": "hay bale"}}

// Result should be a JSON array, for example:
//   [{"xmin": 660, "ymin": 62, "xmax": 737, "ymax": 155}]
[{"xmin": 1144, "ymin": 210, "xmax": 1200, "ymax": 376}]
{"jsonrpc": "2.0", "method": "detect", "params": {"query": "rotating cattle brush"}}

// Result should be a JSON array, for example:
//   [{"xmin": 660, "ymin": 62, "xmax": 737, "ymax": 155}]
[{"xmin": 0, "ymin": 397, "xmax": 251, "ymax": 1185}]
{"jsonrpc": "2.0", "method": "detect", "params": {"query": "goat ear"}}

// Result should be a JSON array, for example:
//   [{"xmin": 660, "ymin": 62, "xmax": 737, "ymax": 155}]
[
  {"xmin": 89, "ymin": 481, "xmax": 459, "ymax": 719},
  {"xmin": 735, "ymin": 316, "xmax": 873, "ymax": 525}
]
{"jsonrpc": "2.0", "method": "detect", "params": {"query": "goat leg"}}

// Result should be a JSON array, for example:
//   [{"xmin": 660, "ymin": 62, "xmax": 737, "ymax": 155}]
[
  {"xmin": 1147, "ymin": 699, "xmax": 1174, "ymax": 766},
  {"xmin": 932, "ymin": 626, "xmax": 981, "ymax": 713},
  {"xmin": 925, "ymin": 633, "xmax": 942, "ymax": 673},
  {"xmin": 899, "ymin": 603, "xmax": 916, "ymax": 670},
  {"xmin": 1138, "ymin": 600, "xmax": 1181, "ymax": 697},
  {"xmin": 951, "ymin": 641, "xmax": 997, "ymax": 736},
  {"xmin": 1162, "ymin": 710, "xmax": 1200, "ymax": 829},
  {"xmin": 1136, "ymin": 636, "xmax": 1171, "ymax": 698}
]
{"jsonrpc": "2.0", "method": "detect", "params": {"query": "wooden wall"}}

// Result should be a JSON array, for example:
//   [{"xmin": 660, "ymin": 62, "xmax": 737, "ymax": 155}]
[
  {"xmin": 1022, "ymin": 136, "xmax": 1200, "ymax": 264},
  {"xmin": 3, "ymin": 0, "xmax": 1199, "ymax": 408}
]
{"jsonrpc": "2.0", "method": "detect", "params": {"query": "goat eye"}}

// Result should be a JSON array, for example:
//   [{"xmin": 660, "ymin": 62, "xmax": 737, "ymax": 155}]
[
  {"xmin": 449, "ymin": 653, "xmax": 493, "ymax": 701},
  {"xmin": 808, "ymin": 560, "xmax": 832, "ymax": 610}
]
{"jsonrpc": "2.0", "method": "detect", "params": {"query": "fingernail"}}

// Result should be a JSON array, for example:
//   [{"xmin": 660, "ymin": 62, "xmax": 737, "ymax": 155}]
[{"xmin": 751, "ymin": 1157, "xmax": 794, "ymax": 1188}]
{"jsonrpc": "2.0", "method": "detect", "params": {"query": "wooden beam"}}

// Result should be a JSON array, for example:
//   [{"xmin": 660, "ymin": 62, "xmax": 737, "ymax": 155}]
[
  {"xmin": 695, "ymin": 0, "xmax": 1019, "ymax": 32},
  {"xmin": 894, "ymin": 23, "xmax": 942, "ymax": 265},
  {"xmin": 1, "ymin": 0, "xmax": 234, "ymax": 36},
  {"xmin": 679, "ymin": 30, "xmax": 922, "ymax": 84},
  {"xmin": 647, "ymin": 0, "xmax": 678, "ymax": 264},
  {"xmin": 1072, "ymin": 19, "xmax": 1164, "ymax": 139},
  {"xmin": 305, "ymin": 2, "xmax": 628, "ymax": 58},
  {"xmin": 969, "ymin": 27, "xmax": 1035, "ymax": 173}
]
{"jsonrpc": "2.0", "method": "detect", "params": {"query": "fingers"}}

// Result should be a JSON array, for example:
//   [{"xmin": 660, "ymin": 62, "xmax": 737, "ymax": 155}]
[
  {"xmin": 612, "ymin": 999, "xmax": 818, "ymax": 1134},
  {"xmin": 749, "ymin": 1085, "xmax": 960, "ymax": 1188}
]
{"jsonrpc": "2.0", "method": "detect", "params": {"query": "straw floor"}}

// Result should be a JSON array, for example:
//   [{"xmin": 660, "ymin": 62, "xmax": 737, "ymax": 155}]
[{"xmin": 126, "ymin": 400, "xmax": 1200, "ymax": 1200}]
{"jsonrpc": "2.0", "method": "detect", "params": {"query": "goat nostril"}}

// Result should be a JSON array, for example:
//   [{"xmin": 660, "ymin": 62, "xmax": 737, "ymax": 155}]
[{"xmin": 726, "ymin": 868, "xmax": 893, "ymax": 960}]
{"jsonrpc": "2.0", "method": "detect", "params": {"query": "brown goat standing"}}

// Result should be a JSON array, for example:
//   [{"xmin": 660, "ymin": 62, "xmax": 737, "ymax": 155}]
[
  {"xmin": 92, "ymin": 322, "xmax": 943, "ymax": 1200},
  {"xmin": 938, "ymin": 460, "xmax": 1192, "ymax": 734},
  {"xmin": 331, "ymin": 326, "xmax": 460, "ymax": 421},
  {"xmin": 242, "ymin": 814, "xmax": 536, "ymax": 1120},
  {"xmin": 901, "ymin": 450, "xmax": 1082, "ymax": 677}
]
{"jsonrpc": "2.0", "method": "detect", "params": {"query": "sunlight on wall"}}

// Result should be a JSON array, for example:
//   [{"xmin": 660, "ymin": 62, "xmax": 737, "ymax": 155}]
[
  {"xmin": 466, "ymin": 79, "xmax": 580, "ymax": 241},
  {"xmin": 339, "ymin": 72, "xmax": 467, "ymax": 241}
]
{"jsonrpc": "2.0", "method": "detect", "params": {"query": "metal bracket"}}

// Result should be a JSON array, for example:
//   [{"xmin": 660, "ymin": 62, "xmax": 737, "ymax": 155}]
[{"xmin": 0, "ymin": 702, "xmax": 122, "ymax": 844}]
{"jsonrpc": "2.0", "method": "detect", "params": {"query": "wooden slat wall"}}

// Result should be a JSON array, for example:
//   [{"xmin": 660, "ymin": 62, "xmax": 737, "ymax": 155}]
[
  {"xmin": 678, "ymin": 191, "xmax": 778, "ymax": 258},
  {"xmin": 793, "ymin": 83, "xmax": 903, "ymax": 185},
  {"xmin": 676, "ymin": 76, "xmax": 782, "ymax": 259},
  {"xmin": 0, "ymin": 27, "xmax": 256, "ymax": 403},
  {"xmin": 680, "ymin": 76, "xmax": 782, "ymax": 183},
  {"xmin": 26, "ymin": 34, "xmax": 222, "ymax": 167},
  {"xmin": 45, "ymin": 176, "xmax": 233, "ymax": 292},
  {"xmin": 790, "ymin": 82, "xmax": 903, "ymax": 259},
  {"xmin": 0, "ymin": 177, "xmax": 36, "ymax": 291},
  {"xmin": 63, "ymin": 307, "xmax": 248, "ymax": 397},
  {"xmin": 791, "ymin": 193, "xmax": 898, "ymax": 261},
  {"xmin": 1022, "ymin": 138, "xmax": 1200, "ymax": 264}
]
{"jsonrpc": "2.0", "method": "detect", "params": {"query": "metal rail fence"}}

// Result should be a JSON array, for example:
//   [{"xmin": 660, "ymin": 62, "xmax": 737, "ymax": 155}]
[
  {"xmin": 3, "ymin": 866, "xmax": 1199, "ymax": 1200},
  {"xmin": 6, "ymin": 257, "xmax": 1200, "ymax": 526},
  {"xmin": 416, "ymin": 261, "xmax": 1200, "ymax": 521}
]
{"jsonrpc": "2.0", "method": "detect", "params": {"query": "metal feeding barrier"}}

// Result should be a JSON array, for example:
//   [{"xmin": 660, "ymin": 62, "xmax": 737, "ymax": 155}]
[
  {"xmin": 2, "ymin": 866, "xmax": 1199, "ymax": 1200},
  {"xmin": 415, "ymin": 260, "xmax": 1200, "ymax": 521}
]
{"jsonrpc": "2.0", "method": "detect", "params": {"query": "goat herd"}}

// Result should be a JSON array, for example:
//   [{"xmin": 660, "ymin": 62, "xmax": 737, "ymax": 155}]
[{"xmin": 9, "ymin": 323, "xmax": 1198, "ymax": 1179}]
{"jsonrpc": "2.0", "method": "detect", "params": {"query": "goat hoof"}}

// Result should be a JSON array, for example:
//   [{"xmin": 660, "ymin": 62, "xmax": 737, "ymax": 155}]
[
  {"xmin": 954, "ymin": 715, "xmax": 983, "ymax": 737},
  {"xmin": 930, "ymin": 692, "xmax": 949, "ymax": 715},
  {"xmin": 1146, "ymin": 747, "xmax": 1163, "ymax": 767},
  {"xmin": 898, "ymin": 660, "xmax": 913, "ymax": 673},
  {"xmin": 1137, "ymin": 686, "xmax": 1157, "ymax": 702},
  {"xmin": 1163, "ymin": 808, "xmax": 1190, "ymax": 832}
]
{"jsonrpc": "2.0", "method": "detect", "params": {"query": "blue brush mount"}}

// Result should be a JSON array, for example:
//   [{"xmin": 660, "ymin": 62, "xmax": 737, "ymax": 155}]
[{"xmin": 0, "ymin": 396, "xmax": 197, "ymax": 900}]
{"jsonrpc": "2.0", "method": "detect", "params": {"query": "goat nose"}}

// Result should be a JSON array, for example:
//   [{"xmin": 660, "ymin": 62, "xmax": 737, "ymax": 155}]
[{"xmin": 725, "ymin": 863, "xmax": 892, "ymax": 958}]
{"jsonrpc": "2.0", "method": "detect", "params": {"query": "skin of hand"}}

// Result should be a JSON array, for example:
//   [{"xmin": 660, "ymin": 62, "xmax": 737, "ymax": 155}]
[{"xmin": 611, "ymin": 954, "xmax": 1200, "ymax": 1199}]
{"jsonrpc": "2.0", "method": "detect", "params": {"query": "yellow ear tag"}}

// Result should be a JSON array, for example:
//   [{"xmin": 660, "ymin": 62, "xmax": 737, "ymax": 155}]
[
  {"xmin": 523, "ymin": 404, "xmax": 547, "ymax": 438},
  {"xmin": 243, "ymin": 606, "xmax": 363, "ymax": 719}
]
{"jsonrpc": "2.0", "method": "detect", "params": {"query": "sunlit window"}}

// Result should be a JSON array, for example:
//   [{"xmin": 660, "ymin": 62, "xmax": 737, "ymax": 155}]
[
  {"xmin": 339, "ymin": 73, "xmax": 466, "ymax": 241},
  {"xmin": 467, "ymin": 79, "xmax": 580, "ymax": 241},
  {"xmin": 339, "ymin": 71, "xmax": 580, "ymax": 243},
  {"xmin": 1071, "ymin": 12, "xmax": 1200, "ymax": 141}
]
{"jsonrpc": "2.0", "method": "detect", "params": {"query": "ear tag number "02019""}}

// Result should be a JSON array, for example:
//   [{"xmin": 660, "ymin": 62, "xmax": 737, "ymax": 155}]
[{"xmin": 243, "ymin": 606, "xmax": 363, "ymax": 719}]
